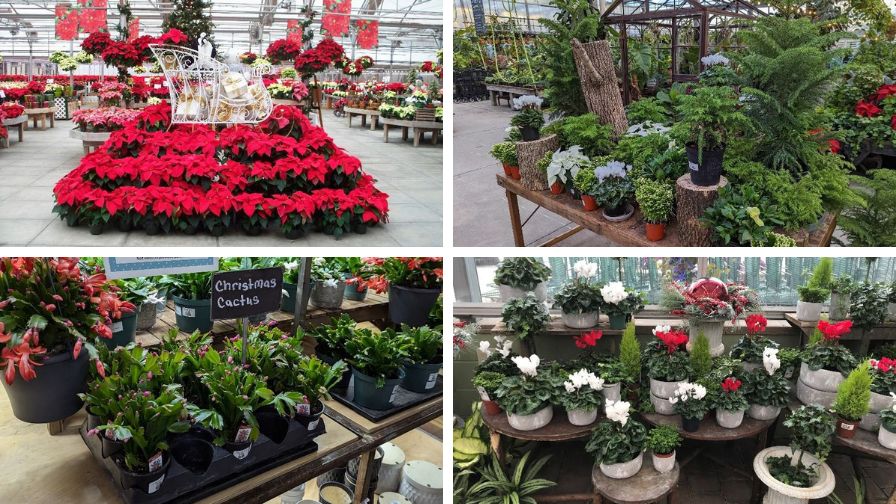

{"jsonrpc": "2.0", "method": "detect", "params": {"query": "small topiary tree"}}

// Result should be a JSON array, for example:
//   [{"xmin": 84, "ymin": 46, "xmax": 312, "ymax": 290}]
[
  {"xmin": 689, "ymin": 331, "xmax": 713, "ymax": 379},
  {"xmin": 619, "ymin": 321, "xmax": 641, "ymax": 384},
  {"xmin": 832, "ymin": 362, "xmax": 872, "ymax": 422}
]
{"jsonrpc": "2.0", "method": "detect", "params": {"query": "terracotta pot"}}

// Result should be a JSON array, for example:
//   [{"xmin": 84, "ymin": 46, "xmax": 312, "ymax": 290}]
[
  {"xmin": 835, "ymin": 417, "xmax": 859, "ymax": 439},
  {"xmin": 581, "ymin": 194, "xmax": 597, "ymax": 211},
  {"xmin": 550, "ymin": 181, "xmax": 564, "ymax": 194},
  {"xmin": 508, "ymin": 165, "xmax": 521, "ymax": 180},
  {"xmin": 645, "ymin": 222, "xmax": 666, "ymax": 241},
  {"xmin": 502, "ymin": 163, "xmax": 513, "ymax": 177}
]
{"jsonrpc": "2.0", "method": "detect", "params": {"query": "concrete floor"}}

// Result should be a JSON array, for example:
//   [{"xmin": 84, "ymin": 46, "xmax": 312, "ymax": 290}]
[{"xmin": 0, "ymin": 111, "xmax": 442, "ymax": 247}]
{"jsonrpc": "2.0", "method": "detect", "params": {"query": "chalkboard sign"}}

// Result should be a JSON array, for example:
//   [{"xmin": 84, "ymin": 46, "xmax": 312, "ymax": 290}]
[
  {"xmin": 211, "ymin": 267, "xmax": 283, "ymax": 320},
  {"xmin": 471, "ymin": 0, "xmax": 487, "ymax": 35}
]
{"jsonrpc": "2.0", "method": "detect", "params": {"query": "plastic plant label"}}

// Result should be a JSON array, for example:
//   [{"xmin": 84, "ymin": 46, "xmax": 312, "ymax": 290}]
[
  {"xmin": 308, "ymin": 419, "xmax": 319, "ymax": 431},
  {"xmin": 148, "ymin": 451, "xmax": 163, "ymax": 472},
  {"xmin": 182, "ymin": 307, "xmax": 196, "ymax": 318},
  {"xmin": 111, "ymin": 321, "xmax": 123, "ymax": 333},
  {"xmin": 233, "ymin": 447, "xmax": 251, "ymax": 460},
  {"xmin": 841, "ymin": 422, "xmax": 855, "ymax": 431},
  {"xmin": 477, "ymin": 386, "xmax": 490, "ymax": 401},
  {"xmin": 235, "ymin": 424, "xmax": 251, "ymax": 443},
  {"xmin": 147, "ymin": 475, "xmax": 165, "ymax": 494},
  {"xmin": 296, "ymin": 402, "xmax": 311, "ymax": 416},
  {"xmin": 174, "ymin": 305, "xmax": 182, "ymax": 315},
  {"xmin": 154, "ymin": 84, "xmax": 162, "ymax": 89},
  {"xmin": 688, "ymin": 161, "xmax": 699, "ymax": 172},
  {"xmin": 425, "ymin": 373, "xmax": 438, "ymax": 390},
  {"xmin": 388, "ymin": 387, "xmax": 399, "ymax": 404}
]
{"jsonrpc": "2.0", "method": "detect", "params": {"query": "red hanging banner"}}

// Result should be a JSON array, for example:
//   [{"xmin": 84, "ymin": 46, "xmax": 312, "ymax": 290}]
[
  {"xmin": 128, "ymin": 16, "xmax": 140, "ymax": 41},
  {"xmin": 55, "ymin": 3, "xmax": 80, "ymax": 40},
  {"xmin": 355, "ymin": 19, "xmax": 378, "ymax": 49},
  {"xmin": 286, "ymin": 19, "xmax": 304, "ymax": 43},
  {"xmin": 76, "ymin": 0, "xmax": 108, "ymax": 34},
  {"xmin": 322, "ymin": 0, "xmax": 351, "ymax": 37}
]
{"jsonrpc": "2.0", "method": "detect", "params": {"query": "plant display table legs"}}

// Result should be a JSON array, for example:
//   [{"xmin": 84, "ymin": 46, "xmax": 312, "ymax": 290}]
[
  {"xmin": 1, "ymin": 116, "xmax": 26, "ymax": 147},
  {"xmin": 24, "ymin": 107, "xmax": 55, "ymax": 130}
]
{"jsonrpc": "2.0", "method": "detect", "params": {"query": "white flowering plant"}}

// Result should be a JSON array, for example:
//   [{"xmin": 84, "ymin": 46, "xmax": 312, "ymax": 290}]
[
  {"xmin": 553, "ymin": 277, "xmax": 603, "ymax": 315},
  {"xmin": 546, "ymin": 146, "xmax": 589, "ymax": 187},
  {"xmin": 742, "ymin": 347, "xmax": 790, "ymax": 407},
  {"xmin": 592, "ymin": 160, "xmax": 634, "ymax": 210},
  {"xmin": 557, "ymin": 369, "xmax": 605, "ymax": 411},
  {"xmin": 586, "ymin": 401, "xmax": 647, "ymax": 465},
  {"xmin": 669, "ymin": 382, "xmax": 710, "ymax": 419},
  {"xmin": 494, "ymin": 354, "xmax": 555, "ymax": 415},
  {"xmin": 600, "ymin": 282, "xmax": 645, "ymax": 317},
  {"xmin": 310, "ymin": 257, "xmax": 344, "ymax": 286}
]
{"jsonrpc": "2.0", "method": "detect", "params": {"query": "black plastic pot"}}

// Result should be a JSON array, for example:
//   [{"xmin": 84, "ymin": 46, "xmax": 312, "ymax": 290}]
[
  {"xmin": 169, "ymin": 428, "xmax": 216, "ymax": 475},
  {"xmin": 115, "ymin": 217, "xmax": 133, "ymax": 232},
  {"xmin": 686, "ymin": 142, "xmax": 725, "ymax": 186},
  {"xmin": 319, "ymin": 482, "xmax": 354, "ymax": 504},
  {"xmin": 207, "ymin": 222, "xmax": 227, "ymax": 236},
  {"xmin": 144, "ymin": 219, "xmax": 162, "ymax": 235},
  {"xmin": 295, "ymin": 400, "xmax": 326, "ymax": 435},
  {"xmin": 521, "ymin": 126, "xmax": 539, "ymax": 141},
  {"xmin": 283, "ymin": 226, "xmax": 306, "ymax": 240},
  {"xmin": 105, "ymin": 310, "xmax": 138, "ymax": 349},
  {"xmin": 400, "ymin": 362, "xmax": 442, "ymax": 393},
  {"xmin": 281, "ymin": 282, "xmax": 298, "ymax": 313},
  {"xmin": 388, "ymin": 284, "xmax": 441, "ymax": 327},
  {"xmin": 172, "ymin": 296, "xmax": 213, "ymax": 333},
  {"xmin": 65, "ymin": 213, "xmax": 80, "ymax": 227},
  {"xmin": 352, "ymin": 223, "xmax": 368, "ymax": 234},
  {"xmin": 118, "ymin": 454, "xmax": 171, "ymax": 494},
  {"xmin": 89, "ymin": 221, "xmax": 105, "ymax": 235},
  {"xmin": 318, "ymin": 351, "xmax": 352, "ymax": 390},
  {"xmin": 86, "ymin": 407, "xmax": 102, "ymax": 430},
  {"xmin": 682, "ymin": 416, "xmax": 701, "ymax": 432},
  {"xmin": 102, "ymin": 433, "xmax": 125, "ymax": 459},
  {"xmin": 351, "ymin": 367, "xmax": 402, "ymax": 410},
  {"xmin": 257, "ymin": 406, "xmax": 290, "ymax": 444},
  {"xmin": 223, "ymin": 440, "xmax": 253, "ymax": 460},
  {"xmin": 1, "ymin": 349, "xmax": 88, "ymax": 423}
]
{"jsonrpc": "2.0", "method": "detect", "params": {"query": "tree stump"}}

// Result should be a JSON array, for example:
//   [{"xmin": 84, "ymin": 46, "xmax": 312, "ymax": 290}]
[
  {"xmin": 517, "ymin": 134, "xmax": 558, "ymax": 191},
  {"xmin": 571, "ymin": 39, "xmax": 628, "ymax": 137},
  {"xmin": 676, "ymin": 174, "xmax": 728, "ymax": 247}
]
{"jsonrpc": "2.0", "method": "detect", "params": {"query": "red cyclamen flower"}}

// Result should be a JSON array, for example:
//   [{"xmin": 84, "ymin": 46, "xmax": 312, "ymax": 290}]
[
  {"xmin": 817, "ymin": 319, "xmax": 852, "ymax": 341},
  {"xmin": 856, "ymin": 100, "xmax": 882, "ymax": 117},
  {"xmin": 721, "ymin": 377, "xmax": 742, "ymax": 393},
  {"xmin": 574, "ymin": 330, "xmax": 602, "ymax": 349},
  {"xmin": 745, "ymin": 314, "xmax": 767, "ymax": 335},
  {"xmin": 656, "ymin": 330, "xmax": 689, "ymax": 353}
]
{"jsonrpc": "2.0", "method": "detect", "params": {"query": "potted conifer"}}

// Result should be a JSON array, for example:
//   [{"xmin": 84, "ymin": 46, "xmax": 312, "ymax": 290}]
[
  {"xmin": 796, "ymin": 259, "xmax": 832, "ymax": 322},
  {"xmin": 831, "ymin": 363, "xmax": 872, "ymax": 439}
]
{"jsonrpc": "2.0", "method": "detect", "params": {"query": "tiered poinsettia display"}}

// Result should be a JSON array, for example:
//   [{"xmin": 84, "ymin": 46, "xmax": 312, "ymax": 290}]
[{"xmin": 53, "ymin": 104, "xmax": 389, "ymax": 238}]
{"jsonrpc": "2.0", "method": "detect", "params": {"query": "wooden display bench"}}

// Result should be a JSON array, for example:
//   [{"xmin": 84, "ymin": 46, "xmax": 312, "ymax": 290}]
[
  {"xmin": 379, "ymin": 117, "xmax": 442, "ymax": 147},
  {"xmin": 485, "ymin": 83, "xmax": 542, "ymax": 108},
  {"xmin": 783, "ymin": 313, "xmax": 896, "ymax": 354},
  {"xmin": 497, "ymin": 174, "xmax": 838, "ymax": 247},
  {"xmin": 592, "ymin": 460, "xmax": 679, "ymax": 504},
  {"xmin": 23, "ymin": 107, "xmax": 56, "ymax": 130},
  {"xmin": 344, "ymin": 106, "xmax": 380, "ymax": 131},
  {"xmin": 69, "ymin": 128, "xmax": 112, "ymax": 154},
  {"xmin": 0, "ymin": 115, "xmax": 27, "ymax": 147}
]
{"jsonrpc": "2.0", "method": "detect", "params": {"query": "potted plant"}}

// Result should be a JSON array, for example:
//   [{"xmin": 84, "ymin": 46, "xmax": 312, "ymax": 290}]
[
  {"xmin": 345, "ymin": 329, "xmax": 410, "ymax": 410},
  {"xmin": 546, "ymin": 147, "xmax": 587, "ymax": 194},
  {"xmin": 494, "ymin": 355, "xmax": 554, "ymax": 430},
  {"xmin": 586, "ymin": 401, "xmax": 647, "ymax": 479},
  {"xmin": 850, "ymin": 282, "xmax": 890, "ymax": 333},
  {"xmin": 796, "ymin": 262, "xmax": 833, "ymax": 323},
  {"xmin": 490, "ymin": 141, "xmax": 520, "ymax": 179},
  {"xmin": 798, "ymin": 320, "xmax": 856, "ymax": 407},
  {"xmin": 366, "ymin": 257, "xmax": 443, "ymax": 327},
  {"xmin": 593, "ymin": 160, "xmax": 635, "ymax": 221},
  {"xmin": 573, "ymin": 167, "xmax": 599, "ymax": 211},
  {"xmin": 831, "ymin": 363, "xmax": 872, "ymax": 439},
  {"xmin": 295, "ymin": 356, "xmax": 346, "ymax": 432},
  {"xmin": 753, "ymin": 405, "xmax": 836, "ymax": 504},
  {"xmin": 501, "ymin": 293, "xmax": 550, "ymax": 354},
  {"xmin": 308, "ymin": 313, "xmax": 356, "ymax": 366},
  {"xmin": 510, "ymin": 107, "xmax": 544, "ymax": 141},
  {"xmin": 670, "ymin": 382, "xmax": 709, "ymax": 432},
  {"xmin": 279, "ymin": 258, "xmax": 302, "ymax": 313},
  {"xmin": 867, "ymin": 357, "xmax": 896, "ymax": 430},
  {"xmin": 110, "ymin": 276, "xmax": 164, "ymax": 343},
  {"xmin": 730, "ymin": 314, "xmax": 776, "ymax": 372},
  {"xmin": 558, "ymin": 368, "xmax": 604, "ymax": 426},
  {"xmin": 473, "ymin": 371, "xmax": 505, "ymax": 415},
  {"xmin": 878, "ymin": 397, "xmax": 896, "ymax": 449},
  {"xmin": 399, "ymin": 325, "xmax": 443, "ymax": 393},
  {"xmin": 553, "ymin": 260, "xmax": 602, "ymax": 328},
  {"xmin": 494, "ymin": 257, "xmax": 551, "ymax": 301},
  {"xmin": 600, "ymin": 282, "xmax": 644, "ymax": 329},
  {"xmin": 646, "ymin": 326, "xmax": 692, "ymax": 415},
  {"xmin": 635, "ymin": 178, "xmax": 675, "ymax": 241},
  {"xmin": 672, "ymin": 85, "xmax": 750, "ymax": 186},
  {"xmin": 743, "ymin": 347, "xmax": 790, "ymax": 420},
  {"xmin": 646, "ymin": 425, "xmax": 681, "ymax": 474},
  {"xmin": 715, "ymin": 377, "xmax": 749, "ymax": 428},
  {"xmin": 888, "ymin": 282, "xmax": 896, "ymax": 320},
  {"xmin": 159, "ymin": 272, "xmax": 213, "ymax": 333},
  {"xmin": 0, "ymin": 257, "xmax": 133, "ymax": 423},
  {"xmin": 829, "ymin": 276, "xmax": 856, "ymax": 321},
  {"xmin": 335, "ymin": 257, "xmax": 373, "ymax": 302},
  {"xmin": 597, "ymin": 359, "xmax": 628, "ymax": 402},
  {"xmin": 309, "ymin": 257, "xmax": 346, "ymax": 310}
]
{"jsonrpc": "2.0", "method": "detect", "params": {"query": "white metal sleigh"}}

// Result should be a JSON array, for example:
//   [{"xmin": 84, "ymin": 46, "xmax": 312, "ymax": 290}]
[{"xmin": 149, "ymin": 35, "xmax": 273, "ymax": 125}]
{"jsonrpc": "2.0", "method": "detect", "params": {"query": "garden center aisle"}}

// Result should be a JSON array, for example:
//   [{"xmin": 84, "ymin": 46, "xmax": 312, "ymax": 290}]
[{"xmin": 0, "ymin": 114, "xmax": 442, "ymax": 246}]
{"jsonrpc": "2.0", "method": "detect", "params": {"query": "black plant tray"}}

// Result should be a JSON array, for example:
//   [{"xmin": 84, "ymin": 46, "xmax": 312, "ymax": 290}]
[
  {"xmin": 332, "ymin": 375, "xmax": 443, "ymax": 422},
  {"xmin": 80, "ymin": 418, "xmax": 325, "ymax": 503}
]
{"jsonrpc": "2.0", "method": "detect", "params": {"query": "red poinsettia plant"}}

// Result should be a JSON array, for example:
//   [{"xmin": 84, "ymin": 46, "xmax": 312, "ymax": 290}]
[
  {"xmin": 294, "ymin": 38, "xmax": 345, "ymax": 76},
  {"xmin": 0, "ymin": 102, "xmax": 25, "ymax": 119},
  {"xmin": 82, "ymin": 31, "xmax": 113, "ymax": 56},
  {"xmin": 158, "ymin": 28, "xmax": 189, "ymax": 46},
  {"xmin": 0, "ymin": 258, "xmax": 134, "ymax": 384},
  {"xmin": 72, "ymin": 107, "xmax": 141, "ymax": 132},
  {"xmin": 101, "ymin": 40, "xmax": 145, "ymax": 69},
  {"xmin": 266, "ymin": 39, "xmax": 304, "ymax": 64},
  {"xmin": 240, "ymin": 52, "xmax": 258, "ymax": 65},
  {"xmin": 364, "ymin": 257, "xmax": 443, "ymax": 293}
]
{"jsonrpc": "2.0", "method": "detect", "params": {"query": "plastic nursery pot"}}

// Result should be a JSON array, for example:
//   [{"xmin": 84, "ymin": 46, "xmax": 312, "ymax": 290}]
[
  {"xmin": 319, "ymin": 482, "xmax": 354, "ymax": 504},
  {"xmin": 118, "ymin": 454, "xmax": 171, "ymax": 495},
  {"xmin": 835, "ymin": 417, "xmax": 859, "ymax": 439},
  {"xmin": 681, "ymin": 416, "xmax": 701, "ymax": 432},
  {"xmin": 351, "ymin": 367, "xmax": 402, "ymax": 410},
  {"xmin": 608, "ymin": 313, "xmax": 628, "ymax": 330},
  {"xmin": 256, "ymin": 405, "xmax": 291, "ymax": 444},
  {"xmin": 508, "ymin": 165, "xmax": 521, "ymax": 180},
  {"xmin": 343, "ymin": 282, "xmax": 368, "ymax": 302},
  {"xmin": 581, "ymin": 194, "xmax": 598, "ymax": 211},
  {"xmin": 88, "ymin": 221, "xmax": 105, "ymax": 235},
  {"xmin": 224, "ymin": 439, "xmax": 253, "ymax": 460},
  {"xmin": 105, "ymin": 310, "xmax": 138, "ymax": 349},
  {"xmin": 1, "ymin": 349, "xmax": 88, "ymax": 424},
  {"xmin": 310, "ymin": 280, "xmax": 346, "ymax": 310},
  {"xmin": 86, "ymin": 407, "xmax": 102, "ymax": 430},
  {"xmin": 602, "ymin": 203, "xmax": 635, "ymax": 222},
  {"xmin": 502, "ymin": 163, "xmax": 513, "ymax": 177},
  {"xmin": 388, "ymin": 284, "xmax": 441, "ymax": 327},
  {"xmin": 172, "ymin": 296, "xmax": 213, "ymax": 333},
  {"xmin": 400, "ymin": 361, "xmax": 442, "ymax": 393},
  {"xmin": 645, "ymin": 222, "xmax": 666, "ymax": 241},
  {"xmin": 295, "ymin": 400, "xmax": 326, "ymax": 434},
  {"xmin": 686, "ymin": 142, "xmax": 725, "ymax": 187},
  {"xmin": 281, "ymin": 282, "xmax": 298, "ymax": 313},
  {"xmin": 168, "ymin": 427, "xmax": 215, "ymax": 475},
  {"xmin": 482, "ymin": 400, "xmax": 502, "ymax": 416},
  {"xmin": 143, "ymin": 219, "xmax": 162, "ymax": 235},
  {"xmin": 550, "ymin": 181, "xmax": 564, "ymax": 194}
]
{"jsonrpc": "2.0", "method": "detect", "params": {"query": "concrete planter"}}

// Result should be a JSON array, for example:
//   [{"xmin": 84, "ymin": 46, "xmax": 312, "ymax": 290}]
[
  {"xmin": 310, "ymin": 281, "xmax": 345, "ymax": 310},
  {"xmin": 747, "ymin": 404, "xmax": 782, "ymax": 421},
  {"xmin": 687, "ymin": 319, "xmax": 725, "ymax": 356},
  {"xmin": 650, "ymin": 378, "xmax": 682, "ymax": 415},
  {"xmin": 561, "ymin": 311, "xmax": 599, "ymax": 329},
  {"xmin": 795, "ymin": 301, "xmax": 823, "ymax": 323},
  {"xmin": 796, "ymin": 378, "xmax": 838, "ymax": 408},
  {"xmin": 879, "ymin": 425, "xmax": 896, "ymax": 449},
  {"xmin": 799, "ymin": 363, "xmax": 843, "ymax": 393},
  {"xmin": 652, "ymin": 451, "xmax": 676, "ymax": 474},
  {"xmin": 602, "ymin": 382, "xmax": 621, "ymax": 403},
  {"xmin": 599, "ymin": 452, "xmax": 643, "ymax": 480},
  {"xmin": 135, "ymin": 300, "xmax": 158, "ymax": 331},
  {"xmin": 498, "ymin": 282, "xmax": 547, "ymax": 302},
  {"xmin": 507, "ymin": 405, "xmax": 553, "ymax": 431},
  {"xmin": 859, "ymin": 391, "xmax": 893, "ymax": 431},
  {"xmin": 566, "ymin": 408, "xmax": 598, "ymax": 426},
  {"xmin": 753, "ymin": 446, "xmax": 835, "ymax": 504},
  {"xmin": 716, "ymin": 408, "xmax": 746, "ymax": 429},
  {"xmin": 829, "ymin": 293, "xmax": 850, "ymax": 321}
]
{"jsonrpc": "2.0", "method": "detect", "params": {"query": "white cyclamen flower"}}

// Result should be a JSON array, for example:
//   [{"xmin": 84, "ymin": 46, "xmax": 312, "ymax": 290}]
[
  {"xmin": 601, "ymin": 282, "xmax": 628, "ymax": 305},
  {"xmin": 564, "ymin": 381, "xmax": 576, "ymax": 394},
  {"xmin": 283, "ymin": 261, "xmax": 298, "ymax": 271},
  {"xmin": 701, "ymin": 53, "xmax": 729, "ymax": 67},
  {"xmin": 573, "ymin": 259, "xmax": 597, "ymax": 279},
  {"xmin": 494, "ymin": 334, "xmax": 507, "ymax": 344},
  {"xmin": 512, "ymin": 354, "xmax": 540, "ymax": 377},
  {"xmin": 479, "ymin": 341, "xmax": 492, "ymax": 357},
  {"xmin": 652, "ymin": 324, "xmax": 671, "ymax": 336},
  {"xmin": 670, "ymin": 382, "xmax": 706, "ymax": 403},
  {"xmin": 497, "ymin": 340, "xmax": 512, "ymax": 358},
  {"xmin": 605, "ymin": 400, "xmax": 631, "ymax": 426},
  {"xmin": 763, "ymin": 347, "xmax": 781, "ymax": 376}
]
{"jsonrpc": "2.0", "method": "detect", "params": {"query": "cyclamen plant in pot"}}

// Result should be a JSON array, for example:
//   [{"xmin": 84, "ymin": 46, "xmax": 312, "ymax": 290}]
[
  {"xmin": 158, "ymin": 272, "xmax": 213, "ymax": 333},
  {"xmin": 868, "ymin": 357, "xmax": 896, "ymax": 430},
  {"xmin": 831, "ymin": 363, "xmax": 872, "ymax": 439},
  {"xmin": 490, "ymin": 141, "xmax": 520, "ymax": 179},
  {"xmin": 345, "ymin": 329, "xmax": 410, "ymax": 410},
  {"xmin": 399, "ymin": 325, "xmax": 443, "ymax": 393},
  {"xmin": 309, "ymin": 257, "xmax": 346, "ymax": 310},
  {"xmin": 0, "ymin": 257, "xmax": 134, "ymax": 423},
  {"xmin": 798, "ymin": 320, "xmax": 856, "ymax": 407},
  {"xmin": 593, "ymin": 161, "xmax": 635, "ymax": 221},
  {"xmin": 558, "ymin": 369, "xmax": 605, "ymax": 426},
  {"xmin": 730, "ymin": 314, "xmax": 776, "ymax": 372},
  {"xmin": 878, "ymin": 397, "xmax": 896, "ymax": 449},
  {"xmin": 646, "ymin": 425, "xmax": 681, "ymax": 474},
  {"xmin": 494, "ymin": 257, "xmax": 551, "ymax": 301},
  {"xmin": 510, "ymin": 107, "xmax": 544, "ymax": 142},
  {"xmin": 634, "ymin": 177, "xmax": 675, "ymax": 241},
  {"xmin": 501, "ymin": 293, "xmax": 550, "ymax": 354},
  {"xmin": 366, "ymin": 257, "xmax": 443, "ymax": 327},
  {"xmin": 600, "ymin": 282, "xmax": 644, "ymax": 330},
  {"xmin": 829, "ymin": 276, "xmax": 856, "ymax": 321},
  {"xmin": 743, "ymin": 347, "xmax": 790, "ymax": 421},
  {"xmin": 473, "ymin": 371, "xmax": 506, "ymax": 415},
  {"xmin": 586, "ymin": 401, "xmax": 647, "ymax": 479},
  {"xmin": 715, "ymin": 377, "xmax": 749, "ymax": 428},
  {"xmin": 495, "ymin": 355, "xmax": 554, "ymax": 431},
  {"xmin": 795, "ymin": 258, "xmax": 832, "ymax": 322},
  {"xmin": 553, "ymin": 260, "xmax": 602, "ymax": 328},
  {"xmin": 669, "ymin": 382, "xmax": 709, "ymax": 432},
  {"xmin": 646, "ymin": 326, "xmax": 692, "ymax": 415}
]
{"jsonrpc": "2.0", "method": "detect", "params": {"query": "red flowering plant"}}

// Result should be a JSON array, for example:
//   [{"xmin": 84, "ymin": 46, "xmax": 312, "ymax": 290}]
[
  {"xmin": 240, "ymin": 52, "xmax": 258, "ymax": 65},
  {"xmin": 830, "ymin": 76, "xmax": 896, "ymax": 157},
  {"xmin": 0, "ymin": 102, "xmax": 25, "ymax": 118},
  {"xmin": 158, "ymin": 28, "xmax": 189, "ymax": 46},
  {"xmin": 714, "ymin": 376, "xmax": 749, "ymax": 412},
  {"xmin": 364, "ymin": 257, "xmax": 443, "ymax": 294},
  {"xmin": 72, "ymin": 107, "xmax": 141, "ymax": 132},
  {"xmin": 645, "ymin": 325, "xmax": 692, "ymax": 382},
  {"xmin": 801, "ymin": 319, "xmax": 856, "ymax": 374},
  {"xmin": 868, "ymin": 357, "xmax": 896, "ymax": 395},
  {"xmin": 294, "ymin": 38, "xmax": 345, "ymax": 77},
  {"xmin": 342, "ymin": 60, "xmax": 363, "ymax": 76},
  {"xmin": 266, "ymin": 39, "xmax": 304, "ymax": 64},
  {"xmin": 730, "ymin": 313, "xmax": 779, "ymax": 365},
  {"xmin": 574, "ymin": 330, "xmax": 602, "ymax": 350},
  {"xmin": 662, "ymin": 278, "xmax": 761, "ymax": 321},
  {"xmin": 82, "ymin": 31, "xmax": 113, "ymax": 56},
  {"xmin": 0, "ymin": 257, "xmax": 134, "ymax": 384}
]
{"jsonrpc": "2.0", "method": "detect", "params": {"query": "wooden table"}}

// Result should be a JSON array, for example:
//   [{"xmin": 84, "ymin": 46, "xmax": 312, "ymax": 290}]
[
  {"xmin": 497, "ymin": 174, "xmax": 837, "ymax": 247},
  {"xmin": 485, "ymin": 83, "xmax": 542, "ymax": 108},
  {"xmin": 784, "ymin": 313, "xmax": 896, "ymax": 354},
  {"xmin": 1, "ymin": 115, "xmax": 27, "ymax": 147},
  {"xmin": 641, "ymin": 413, "xmax": 775, "ymax": 504},
  {"xmin": 379, "ymin": 117, "xmax": 443, "ymax": 147},
  {"xmin": 69, "ymin": 128, "xmax": 112, "ymax": 154},
  {"xmin": 344, "ymin": 106, "xmax": 380, "ymax": 131},
  {"xmin": 832, "ymin": 428, "xmax": 896, "ymax": 502},
  {"xmin": 592, "ymin": 461, "xmax": 679, "ymax": 504},
  {"xmin": 24, "ymin": 106, "xmax": 56, "ymax": 130}
]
